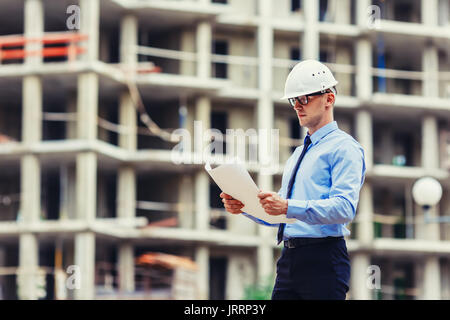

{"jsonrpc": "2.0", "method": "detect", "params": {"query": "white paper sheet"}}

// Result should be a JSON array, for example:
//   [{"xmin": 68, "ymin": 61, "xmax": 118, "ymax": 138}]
[{"xmin": 205, "ymin": 162, "xmax": 296, "ymax": 225}]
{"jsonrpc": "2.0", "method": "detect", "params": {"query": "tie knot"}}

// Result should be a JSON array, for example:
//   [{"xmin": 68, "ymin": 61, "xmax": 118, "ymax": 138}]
[{"xmin": 304, "ymin": 135, "xmax": 311, "ymax": 146}]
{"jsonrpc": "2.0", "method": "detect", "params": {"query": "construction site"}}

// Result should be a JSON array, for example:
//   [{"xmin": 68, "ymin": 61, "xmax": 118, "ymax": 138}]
[{"xmin": 0, "ymin": 0, "xmax": 449, "ymax": 300}]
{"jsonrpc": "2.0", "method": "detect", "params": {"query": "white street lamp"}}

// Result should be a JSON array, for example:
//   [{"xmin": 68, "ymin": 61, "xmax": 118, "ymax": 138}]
[
  {"xmin": 412, "ymin": 177, "xmax": 443, "ymax": 207},
  {"xmin": 412, "ymin": 177, "xmax": 450, "ymax": 224}
]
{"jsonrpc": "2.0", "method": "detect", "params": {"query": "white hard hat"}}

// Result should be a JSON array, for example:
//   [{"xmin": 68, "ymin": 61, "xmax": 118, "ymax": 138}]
[{"xmin": 281, "ymin": 59, "xmax": 338, "ymax": 100}]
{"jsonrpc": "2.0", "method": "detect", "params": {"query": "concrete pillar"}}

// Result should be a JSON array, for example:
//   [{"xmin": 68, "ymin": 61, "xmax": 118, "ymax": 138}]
[
  {"xmin": 350, "ymin": 253, "xmax": 371, "ymax": 299},
  {"xmin": 74, "ymin": 232, "xmax": 95, "ymax": 299},
  {"xmin": 195, "ymin": 246, "xmax": 209, "ymax": 299},
  {"xmin": 19, "ymin": 156, "xmax": 41, "ymax": 224},
  {"xmin": 118, "ymin": 243, "xmax": 135, "ymax": 293},
  {"xmin": 75, "ymin": 54, "xmax": 98, "ymax": 302},
  {"xmin": 76, "ymin": 152, "xmax": 97, "ymax": 221},
  {"xmin": 118, "ymin": 93, "xmax": 137, "ymax": 151},
  {"xmin": 356, "ymin": 0, "xmax": 373, "ymax": 101},
  {"xmin": 117, "ymin": 167, "xmax": 136, "ymax": 221},
  {"xmin": 22, "ymin": 76, "xmax": 42, "ymax": 144},
  {"xmin": 120, "ymin": 15, "xmax": 138, "ymax": 69},
  {"xmin": 356, "ymin": 0, "xmax": 372, "ymax": 28},
  {"xmin": 421, "ymin": 0, "xmax": 439, "ymax": 95},
  {"xmin": 116, "ymin": 165, "xmax": 136, "ymax": 293},
  {"xmin": 421, "ymin": 115, "xmax": 439, "ymax": 169},
  {"xmin": 18, "ymin": 0, "xmax": 44, "ymax": 300},
  {"xmin": 77, "ymin": 73, "xmax": 99, "ymax": 141},
  {"xmin": 422, "ymin": 0, "xmax": 438, "ymax": 26},
  {"xmin": 423, "ymin": 256, "xmax": 441, "ymax": 299},
  {"xmin": 356, "ymin": 38, "xmax": 373, "ymax": 100},
  {"xmin": 17, "ymin": 234, "xmax": 39, "ymax": 300},
  {"xmin": 333, "ymin": 0, "xmax": 351, "ymax": 24},
  {"xmin": 356, "ymin": 109, "xmax": 373, "ymax": 170},
  {"xmin": 256, "ymin": 0, "xmax": 275, "ymax": 282},
  {"xmin": 194, "ymin": 96, "xmax": 211, "ymax": 155},
  {"xmin": 79, "ymin": 0, "xmax": 100, "ymax": 62},
  {"xmin": 194, "ymin": 96, "xmax": 211, "ymax": 230},
  {"xmin": 178, "ymin": 174, "xmax": 194, "ymax": 229},
  {"xmin": 76, "ymin": 0, "xmax": 99, "ymax": 224},
  {"xmin": 302, "ymin": 0, "xmax": 319, "ymax": 60},
  {"xmin": 196, "ymin": 20, "xmax": 212, "ymax": 79},
  {"xmin": 117, "ymin": 14, "xmax": 139, "ymax": 294},
  {"xmin": 24, "ymin": 0, "xmax": 43, "ymax": 66},
  {"xmin": 357, "ymin": 182, "xmax": 374, "ymax": 244},
  {"xmin": 422, "ymin": 45, "xmax": 439, "ymax": 98},
  {"xmin": 195, "ymin": 171, "xmax": 210, "ymax": 231}
]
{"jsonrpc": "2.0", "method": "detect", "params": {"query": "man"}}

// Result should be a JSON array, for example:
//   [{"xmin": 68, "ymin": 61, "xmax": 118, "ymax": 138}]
[{"xmin": 220, "ymin": 60, "xmax": 366, "ymax": 300}]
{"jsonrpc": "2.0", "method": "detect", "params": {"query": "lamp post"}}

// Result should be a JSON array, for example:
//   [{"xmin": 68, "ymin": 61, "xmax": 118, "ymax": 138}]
[{"xmin": 412, "ymin": 177, "xmax": 450, "ymax": 224}]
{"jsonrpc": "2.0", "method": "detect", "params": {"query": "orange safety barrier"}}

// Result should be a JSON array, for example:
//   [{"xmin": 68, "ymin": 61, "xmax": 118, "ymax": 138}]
[
  {"xmin": 1, "ymin": 47, "xmax": 86, "ymax": 60},
  {"xmin": 0, "ymin": 32, "xmax": 88, "ymax": 61},
  {"xmin": 137, "ymin": 65, "xmax": 162, "ymax": 74}
]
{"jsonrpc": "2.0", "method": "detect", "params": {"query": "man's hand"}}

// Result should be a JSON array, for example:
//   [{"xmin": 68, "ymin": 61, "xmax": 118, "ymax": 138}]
[
  {"xmin": 258, "ymin": 191, "xmax": 288, "ymax": 216},
  {"xmin": 220, "ymin": 192, "xmax": 244, "ymax": 214}
]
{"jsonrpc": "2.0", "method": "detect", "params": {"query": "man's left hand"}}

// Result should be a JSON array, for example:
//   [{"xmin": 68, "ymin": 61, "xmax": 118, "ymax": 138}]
[{"xmin": 258, "ymin": 191, "xmax": 288, "ymax": 216}]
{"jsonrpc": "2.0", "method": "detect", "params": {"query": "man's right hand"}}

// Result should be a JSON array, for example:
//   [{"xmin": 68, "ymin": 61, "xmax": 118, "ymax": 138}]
[{"xmin": 220, "ymin": 192, "xmax": 244, "ymax": 214}]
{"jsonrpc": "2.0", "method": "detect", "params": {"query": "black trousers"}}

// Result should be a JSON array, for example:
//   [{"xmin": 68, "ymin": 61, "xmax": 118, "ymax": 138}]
[{"xmin": 271, "ymin": 238, "xmax": 350, "ymax": 300}]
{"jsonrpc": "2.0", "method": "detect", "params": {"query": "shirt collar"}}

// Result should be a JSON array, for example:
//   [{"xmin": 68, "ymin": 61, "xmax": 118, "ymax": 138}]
[{"xmin": 307, "ymin": 121, "xmax": 338, "ymax": 145}]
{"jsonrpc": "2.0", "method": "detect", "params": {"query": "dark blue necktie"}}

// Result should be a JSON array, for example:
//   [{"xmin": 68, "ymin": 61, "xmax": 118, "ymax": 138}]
[{"xmin": 277, "ymin": 135, "xmax": 312, "ymax": 245}]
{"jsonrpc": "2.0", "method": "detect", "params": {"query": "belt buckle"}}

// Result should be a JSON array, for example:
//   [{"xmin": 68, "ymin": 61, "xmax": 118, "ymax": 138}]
[{"xmin": 285, "ymin": 239, "xmax": 295, "ymax": 249}]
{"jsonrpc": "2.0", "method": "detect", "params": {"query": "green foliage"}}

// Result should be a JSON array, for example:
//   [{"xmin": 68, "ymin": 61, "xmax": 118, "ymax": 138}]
[{"xmin": 243, "ymin": 276, "xmax": 274, "ymax": 300}]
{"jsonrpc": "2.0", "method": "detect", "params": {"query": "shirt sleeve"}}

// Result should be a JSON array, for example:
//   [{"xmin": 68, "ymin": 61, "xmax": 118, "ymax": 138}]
[{"xmin": 286, "ymin": 143, "xmax": 366, "ymax": 225}]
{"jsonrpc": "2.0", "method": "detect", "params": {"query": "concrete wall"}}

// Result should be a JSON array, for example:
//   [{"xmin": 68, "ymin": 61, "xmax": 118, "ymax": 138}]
[
  {"xmin": 273, "ymin": 36, "xmax": 300, "ymax": 93},
  {"xmin": 227, "ymin": 0, "xmax": 257, "ymax": 15},
  {"xmin": 213, "ymin": 30, "xmax": 258, "ymax": 88}
]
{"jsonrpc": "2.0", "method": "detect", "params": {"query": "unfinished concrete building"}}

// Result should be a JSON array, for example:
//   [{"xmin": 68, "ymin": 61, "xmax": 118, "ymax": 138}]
[{"xmin": 0, "ymin": 0, "xmax": 449, "ymax": 300}]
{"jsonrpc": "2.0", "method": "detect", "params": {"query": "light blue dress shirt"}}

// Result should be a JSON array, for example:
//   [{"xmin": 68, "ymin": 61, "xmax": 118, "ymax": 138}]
[{"xmin": 242, "ymin": 121, "xmax": 366, "ymax": 239}]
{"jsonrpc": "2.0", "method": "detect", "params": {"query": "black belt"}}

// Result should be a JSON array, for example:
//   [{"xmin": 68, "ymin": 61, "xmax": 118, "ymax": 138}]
[{"xmin": 284, "ymin": 236, "xmax": 344, "ymax": 248}]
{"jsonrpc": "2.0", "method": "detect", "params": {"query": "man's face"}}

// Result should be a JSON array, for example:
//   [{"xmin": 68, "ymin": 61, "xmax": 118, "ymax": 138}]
[{"xmin": 292, "ymin": 94, "xmax": 328, "ymax": 128}]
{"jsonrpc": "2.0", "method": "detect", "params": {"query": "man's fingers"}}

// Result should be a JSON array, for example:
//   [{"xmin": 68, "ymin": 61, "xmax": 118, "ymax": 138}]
[
  {"xmin": 223, "ymin": 199, "xmax": 243, "ymax": 205},
  {"xmin": 220, "ymin": 192, "xmax": 233, "ymax": 200},
  {"xmin": 225, "ymin": 204, "xmax": 244, "ymax": 210},
  {"xmin": 258, "ymin": 191, "xmax": 275, "ymax": 199},
  {"xmin": 259, "ymin": 197, "xmax": 273, "ymax": 206},
  {"xmin": 224, "ymin": 204, "xmax": 243, "ymax": 214}
]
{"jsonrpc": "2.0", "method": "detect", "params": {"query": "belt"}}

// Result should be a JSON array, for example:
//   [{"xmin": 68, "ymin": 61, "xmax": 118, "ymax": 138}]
[{"xmin": 284, "ymin": 236, "xmax": 344, "ymax": 248}]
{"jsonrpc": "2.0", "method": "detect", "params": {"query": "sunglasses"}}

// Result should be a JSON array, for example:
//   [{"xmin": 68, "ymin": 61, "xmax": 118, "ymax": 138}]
[{"xmin": 288, "ymin": 91, "xmax": 329, "ymax": 108}]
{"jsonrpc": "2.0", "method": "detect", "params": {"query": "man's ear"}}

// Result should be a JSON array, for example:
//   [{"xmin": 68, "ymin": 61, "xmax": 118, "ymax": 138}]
[{"xmin": 326, "ymin": 93, "xmax": 335, "ymax": 108}]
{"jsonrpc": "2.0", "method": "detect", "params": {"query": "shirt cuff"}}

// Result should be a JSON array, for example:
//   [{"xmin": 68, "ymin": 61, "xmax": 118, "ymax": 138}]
[{"xmin": 286, "ymin": 199, "xmax": 308, "ymax": 220}]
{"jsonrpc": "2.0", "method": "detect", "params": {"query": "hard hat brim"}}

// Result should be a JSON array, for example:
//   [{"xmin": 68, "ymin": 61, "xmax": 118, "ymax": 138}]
[{"xmin": 280, "ymin": 80, "xmax": 338, "ymax": 100}]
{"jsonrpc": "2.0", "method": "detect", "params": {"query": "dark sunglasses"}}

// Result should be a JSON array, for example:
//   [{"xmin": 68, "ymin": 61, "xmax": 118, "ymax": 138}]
[{"xmin": 288, "ymin": 91, "xmax": 328, "ymax": 107}]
